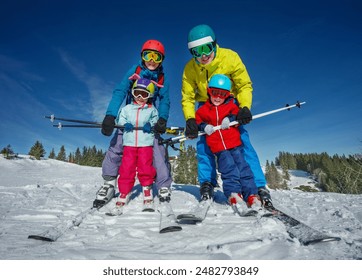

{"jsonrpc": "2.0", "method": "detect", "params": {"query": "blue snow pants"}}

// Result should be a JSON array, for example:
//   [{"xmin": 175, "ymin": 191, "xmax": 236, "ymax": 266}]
[
  {"xmin": 215, "ymin": 146, "xmax": 258, "ymax": 201},
  {"xmin": 196, "ymin": 127, "xmax": 266, "ymax": 188},
  {"xmin": 102, "ymin": 129, "xmax": 172, "ymax": 190}
]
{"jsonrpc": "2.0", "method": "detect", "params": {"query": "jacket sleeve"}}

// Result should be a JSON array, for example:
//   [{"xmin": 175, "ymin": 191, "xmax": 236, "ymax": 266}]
[
  {"xmin": 156, "ymin": 75, "xmax": 170, "ymax": 121},
  {"xmin": 105, "ymin": 66, "xmax": 137, "ymax": 117},
  {"xmin": 181, "ymin": 61, "xmax": 197, "ymax": 121},
  {"xmin": 229, "ymin": 51, "xmax": 253, "ymax": 109},
  {"xmin": 117, "ymin": 106, "xmax": 129, "ymax": 126},
  {"xmin": 149, "ymin": 107, "xmax": 159, "ymax": 126}
]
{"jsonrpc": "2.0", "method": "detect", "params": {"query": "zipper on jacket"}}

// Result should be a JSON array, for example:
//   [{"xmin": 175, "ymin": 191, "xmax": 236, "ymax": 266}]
[{"xmin": 216, "ymin": 107, "xmax": 227, "ymax": 150}]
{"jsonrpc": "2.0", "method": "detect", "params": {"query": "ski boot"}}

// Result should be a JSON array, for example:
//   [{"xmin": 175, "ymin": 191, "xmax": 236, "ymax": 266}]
[
  {"xmin": 229, "ymin": 193, "xmax": 248, "ymax": 212},
  {"xmin": 246, "ymin": 194, "xmax": 262, "ymax": 210},
  {"xmin": 93, "ymin": 179, "xmax": 116, "ymax": 209},
  {"xmin": 142, "ymin": 185, "xmax": 155, "ymax": 212},
  {"xmin": 200, "ymin": 182, "xmax": 214, "ymax": 201},
  {"xmin": 158, "ymin": 187, "xmax": 171, "ymax": 203},
  {"xmin": 106, "ymin": 193, "xmax": 129, "ymax": 216},
  {"xmin": 258, "ymin": 187, "xmax": 273, "ymax": 210}
]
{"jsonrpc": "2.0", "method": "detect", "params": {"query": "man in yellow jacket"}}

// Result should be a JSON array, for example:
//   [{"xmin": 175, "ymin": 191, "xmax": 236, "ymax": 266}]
[{"xmin": 181, "ymin": 24, "xmax": 272, "ymax": 208}]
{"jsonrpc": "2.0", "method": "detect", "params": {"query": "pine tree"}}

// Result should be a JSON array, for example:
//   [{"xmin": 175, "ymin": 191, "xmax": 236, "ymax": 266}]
[
  {"xmin": 56, "ymin": 145, "xmax": 67, "ymax": 161},
  {"xmin": 29, "ymin": 141, "xmax": 46, "ymax": 160},
  {"xmin": 49, "ymin": 148, "xmax": 55, "ymax": 159},
  {"xmin": 174, "ymin": 145, "xmax": 198, "ymax": 184},
  {"xmin": 74, "ymin": 148, "xmax": 81, "ymax": 164},
  {"xmin": 1, "ymin": 144, "xmax": 14, "ymax": 159}
]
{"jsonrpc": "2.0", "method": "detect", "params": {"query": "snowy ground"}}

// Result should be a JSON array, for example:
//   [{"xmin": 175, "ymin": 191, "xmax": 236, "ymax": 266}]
[{"xmin": 0, "ymin": 156, "xmax": 361, "ymax": 278}]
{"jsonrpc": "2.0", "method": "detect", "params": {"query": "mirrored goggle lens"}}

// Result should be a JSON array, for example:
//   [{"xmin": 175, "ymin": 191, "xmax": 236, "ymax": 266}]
[
  {"xmin": 191, "ymin": 43, "xmax": 214, "ymax": 58},
  {"xmin": 207, "ymin": 87, "xmax": 230, "ymax": 99},
  {"xmin": 132, "ymin": 89, "xmax": 150, "ymax": 99},
  {"xmin": 142, "ymin": 50, "xmax": 163, "ymax": 63}
]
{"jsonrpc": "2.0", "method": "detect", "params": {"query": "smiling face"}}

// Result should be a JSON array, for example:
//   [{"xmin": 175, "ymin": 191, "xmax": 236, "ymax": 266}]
[
  {"xmin": 144, "ymin": 60, "xmax": 161, "ymax": 70},
  {"xmin": 195, "ymin": 51, "xmax": 215, "ymax": 65},
  {"xmin": 210, "ymin": 95, "xmax": 225, "ymax": 106}
]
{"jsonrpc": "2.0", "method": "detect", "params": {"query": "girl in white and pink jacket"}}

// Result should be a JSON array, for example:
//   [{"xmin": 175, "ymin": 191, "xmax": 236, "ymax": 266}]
[{"xmin": 111, "ymin": 78, "xmax": 159, "ymax": 215}]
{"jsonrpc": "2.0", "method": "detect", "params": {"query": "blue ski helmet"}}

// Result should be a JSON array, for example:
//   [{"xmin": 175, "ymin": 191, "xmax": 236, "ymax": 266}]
[
  {"xmin": 187, "ymin": 24, "xmax": 216, "ymax": 50},
  {"xmin": 208, "ymin": 74, "xmax": 231, "ymax": 91},
  {"xmin": 132, "ymin": 78, "xmax": 155, "ymax": 98}
]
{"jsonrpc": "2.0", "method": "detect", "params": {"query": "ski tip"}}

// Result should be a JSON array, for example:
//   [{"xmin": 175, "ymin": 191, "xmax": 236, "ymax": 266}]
[
  {"xmin": 176, "ymin": 214, "xmax": 203, "ymax": 224},
  {"xmin": 177, "ymin": 219, "xmax": 202, "ymax": 225},
  {"xmin": 142, "ymin": 208, "xmax": 156, "ymax": 212},
  {"xmin": 303, "ymin": 236, "xmax": 341, "ymax": 246},
  {"xmin": 28, "ymin": 235, "xmax": 55, "ymax": 242},
  {"xmin": 159, "ymin": 226, "xmax": 182, "ymax": 234}
]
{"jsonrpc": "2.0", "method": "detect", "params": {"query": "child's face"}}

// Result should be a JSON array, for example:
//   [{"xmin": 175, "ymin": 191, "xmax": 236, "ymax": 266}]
[
  {"xmin": 144, "ymin": 60, "xmax": 161, "ymax": 71},
  {"xmin": 210, "ymin": 95, "xmax": 225, "ymax": 106},
  {"xmin": 134, "ymin": 95, "xmax": 148, "ymax": 105},
  {"xmin": 132, "ymin": 89, "xmax": 150, "ymax": 105}
]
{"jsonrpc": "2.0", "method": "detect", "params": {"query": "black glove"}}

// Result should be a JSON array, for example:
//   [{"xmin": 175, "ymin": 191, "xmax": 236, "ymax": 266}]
[
  {"xmin": 101, "ymin": 115, "xmax": 115, "ymax": 136},
  {"xmin": 237, "ymin": 107, "xmax": 252, "ymax": 125},
  {"xmin": 153, "ymin": 117, "xmax": 167, "ymax": 134},
  {"xmin": 185, "ymin": 118, "xmax": 198, "ymax": 139}
]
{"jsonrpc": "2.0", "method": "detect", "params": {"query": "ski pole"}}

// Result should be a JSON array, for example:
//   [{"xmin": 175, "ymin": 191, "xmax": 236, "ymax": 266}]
[
  {"xmin": 45, "ymin": 115, "xmax": 101, "ymax": 125},
  {"xmin": 197, "ymin": 101, "xmax": 306, "ymax": 137},
  {"xmin": 53, "ymin": 123, "xmax": 144, "ymax": 130},
  {"xmin": 161, "ymin": 101, "xmax": 306, "ymax": 145},
  {"xmin": 47, "ymin": 114, "xmax": 184, "ymax": 134},
  {"xmin": 53, "ymin": 122, "xmax": 184, "ymax": 135}
]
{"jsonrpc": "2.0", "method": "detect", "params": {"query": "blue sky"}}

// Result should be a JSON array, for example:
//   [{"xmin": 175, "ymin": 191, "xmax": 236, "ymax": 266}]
[{"xmin": 1, "ymin": 0, "xmax": 361, "ymax": 164}]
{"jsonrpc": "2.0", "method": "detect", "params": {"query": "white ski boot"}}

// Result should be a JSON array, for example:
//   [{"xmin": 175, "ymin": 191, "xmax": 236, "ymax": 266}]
[
  {"xmin": 106, "ymin": 193, "xmax": 129, "ymax": 216},
  {"xmin": 93, "ymin": 179, "xmax": 116, "ymax": 208},
  {"xmin": 142, "ymin": 185, "xmax": 155, "ymax": 212}
]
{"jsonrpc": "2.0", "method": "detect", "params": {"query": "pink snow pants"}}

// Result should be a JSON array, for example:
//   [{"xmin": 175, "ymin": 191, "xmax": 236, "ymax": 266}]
[{"xmin": 117, "ymin": 146, "xmax": 156, "ymax": 196}]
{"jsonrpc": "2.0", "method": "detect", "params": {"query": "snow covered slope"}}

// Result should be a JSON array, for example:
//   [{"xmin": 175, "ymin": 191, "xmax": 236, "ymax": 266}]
[{"xmin": 1, "ymin": 155, "xmax": 362, "ymax": 261}]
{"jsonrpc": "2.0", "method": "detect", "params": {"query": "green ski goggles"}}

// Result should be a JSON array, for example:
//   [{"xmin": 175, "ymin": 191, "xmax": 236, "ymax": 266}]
[{"xmin": 190, "ymin": 43, "xmax": 215, "ymax": 58}]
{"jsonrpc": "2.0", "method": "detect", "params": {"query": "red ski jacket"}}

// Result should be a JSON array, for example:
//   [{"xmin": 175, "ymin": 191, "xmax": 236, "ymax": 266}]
[{"xmin": 196, "ymin": 98, "xmax": 242, "ymax": 153}]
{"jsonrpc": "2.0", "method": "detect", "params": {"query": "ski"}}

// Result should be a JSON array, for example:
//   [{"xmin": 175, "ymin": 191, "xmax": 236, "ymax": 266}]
[
  {"xmin": 177, "ymin": 199, "xmax": 212, "ymax": 224},
  {"xmin": 231, "ymin": 202, "xmax": 259, "ymax": 217},
  {"xmin": 142, "ymin": 199, "xmax": 156, "ymax": 212},
  {"xmin": 159, "ymin": 202, "xmax": 182, "ymax": 233},
  {"xmin": 28, "ymin": 206, "xmax": 100, "ymax": 242},
  {"xmin": 265, "ymin": 206, "xmax": 341, "ymax": 245}
]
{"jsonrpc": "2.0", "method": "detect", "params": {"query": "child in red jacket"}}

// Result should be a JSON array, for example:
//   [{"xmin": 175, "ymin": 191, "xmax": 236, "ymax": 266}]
[{"xmin": 195, "ymin": 74, "xmax": 261, "ymax": 212}]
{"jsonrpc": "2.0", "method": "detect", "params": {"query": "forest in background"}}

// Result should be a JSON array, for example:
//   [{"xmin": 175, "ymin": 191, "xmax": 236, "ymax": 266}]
[{"xmin": 2, "ymin": 142, "xmax": 361, "ymax": 194}]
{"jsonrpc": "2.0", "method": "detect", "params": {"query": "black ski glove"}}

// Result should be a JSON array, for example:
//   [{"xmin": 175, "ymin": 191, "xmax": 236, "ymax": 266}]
[
  {"xmin": 185, "ymin": 118, "xmax": 199, "ymax": 139},
  {"xmin": 237, "ymin": 107, "xmax": 252, "ymax": 125},
  {"xmin": 101, "ymin": 115, "xmax": 115, "ymax": 136},
  {"xmin": 153, "ymin": 117, "xmax": 167, "ymax": 134}
]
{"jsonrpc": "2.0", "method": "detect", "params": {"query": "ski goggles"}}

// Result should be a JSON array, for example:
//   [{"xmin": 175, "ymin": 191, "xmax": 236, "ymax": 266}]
[
  {"xmin": 141, "ymin": 50, "xmax": 163, "ymax": 63},
  {"xmin": 190, "ymin": 43, "xmax": 215, "ymax": 58},
  {"xmin": 207, "ymin": 87, "xmax": 230, "ymax": 99},
  {"xmin": 132, "ymin": 89, "xmax": 151, "ymax": 99}
]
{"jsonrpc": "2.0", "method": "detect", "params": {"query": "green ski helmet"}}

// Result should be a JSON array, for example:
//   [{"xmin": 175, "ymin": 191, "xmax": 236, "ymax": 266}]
[
  {"xmin": 208, "ymin": 74, "xmax": 231, "ymax": 91},
  {"xmin": 187, "ymin": 24, "xmax": 216, "ymax": 50}
]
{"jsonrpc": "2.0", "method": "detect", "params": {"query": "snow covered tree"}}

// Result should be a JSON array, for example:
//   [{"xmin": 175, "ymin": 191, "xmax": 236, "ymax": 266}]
[{"xmin": 28, "ymin": 141, "xmax": 46, "ymax": 160}]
